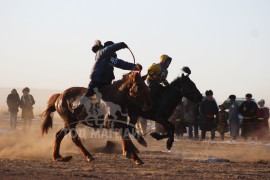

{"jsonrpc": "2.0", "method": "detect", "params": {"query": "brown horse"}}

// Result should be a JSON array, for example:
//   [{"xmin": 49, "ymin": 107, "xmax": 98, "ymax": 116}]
[{"xmin": 41, "ymin": 71, "xmax": 152, "ymax": 165}]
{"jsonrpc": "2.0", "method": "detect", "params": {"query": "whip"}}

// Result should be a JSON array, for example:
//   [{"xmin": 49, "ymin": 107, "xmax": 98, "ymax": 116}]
[{"xmin": 127, "ymin": 47, "xmax": 136, "ymax": 64}]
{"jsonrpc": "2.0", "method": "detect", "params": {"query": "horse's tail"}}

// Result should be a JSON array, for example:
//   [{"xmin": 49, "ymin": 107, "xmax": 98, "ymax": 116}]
[{"xmin": 41, "ymin": 93, "xmax": 60, "ymax": 136}]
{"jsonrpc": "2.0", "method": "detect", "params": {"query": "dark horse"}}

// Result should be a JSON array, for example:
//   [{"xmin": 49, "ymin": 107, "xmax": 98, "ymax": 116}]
[
  {"xmin": 41, "ymin": 71, "xmax": 152, "ymax": 165},
  {"xmin": 128, "ymin": 73, "xmax": 202, "ymax": 150}
]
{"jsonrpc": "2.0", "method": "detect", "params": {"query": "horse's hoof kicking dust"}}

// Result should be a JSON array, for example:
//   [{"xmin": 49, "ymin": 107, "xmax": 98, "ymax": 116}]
[{"xmin": 135, "ymin": 159, "xmax": 144, "ymax": 165}]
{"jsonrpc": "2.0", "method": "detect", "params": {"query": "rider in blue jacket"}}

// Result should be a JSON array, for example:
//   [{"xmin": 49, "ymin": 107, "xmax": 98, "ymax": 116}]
[{"xmin": 74, "ymin": 40, "xmax": 141, "ymax": 114}]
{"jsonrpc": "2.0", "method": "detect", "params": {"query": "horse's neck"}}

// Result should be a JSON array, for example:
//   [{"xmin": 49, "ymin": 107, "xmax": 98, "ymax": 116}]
[
  {"xmin": 100, "ymin": 79, "xmax": 128, "ymax": 103},
  {"xmin": 169, "ymin": 77, "xmax": 181, "ymax": 88},
  {"xmin": 145, "ymin": 85, "xmax": 183, "ymax": 120},
  {"xmin": 165, "ymin": 77, "xmax": 183, "ymax": 102},
  {"xmin": 112, "ymin": 79, "xmax": 125, "ymax": 89},
  {"xmin": 165, "ymin": 90, "xmax": 183, "ymax": 112}
]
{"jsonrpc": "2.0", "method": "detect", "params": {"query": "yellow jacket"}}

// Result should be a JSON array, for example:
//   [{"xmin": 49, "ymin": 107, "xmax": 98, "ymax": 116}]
[{"xmin": 147, "ymin": 63, "xmax": 169, "ymax": 86}]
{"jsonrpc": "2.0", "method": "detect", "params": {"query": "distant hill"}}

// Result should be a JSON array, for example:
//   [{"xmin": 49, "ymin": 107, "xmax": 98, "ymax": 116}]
[{"xmin": 0, "ymin": 87, "xmax": 62, "ymax": 110}]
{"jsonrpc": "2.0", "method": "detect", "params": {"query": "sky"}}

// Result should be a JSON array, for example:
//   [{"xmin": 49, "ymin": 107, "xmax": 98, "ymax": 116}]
[{"xmin": 1, "ymin": 0, "xmax": 270, "ymax": 105}]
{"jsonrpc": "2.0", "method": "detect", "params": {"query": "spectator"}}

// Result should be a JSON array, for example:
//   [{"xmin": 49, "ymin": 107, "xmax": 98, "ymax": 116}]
[
  {"xmin": 239, "ymin": 93, "xmax": 258, "ymax": 141},
  {"xmin": 6, "ymin": 89, "xmax": 20, "ymax": 129},
  {"xmin": 188, "ymin": 107, "xmax": 199, "ymax": 140},
  {"xmin": 199, "ymin": 90, "xmax": 218, "ymax": 140},
  {"xmin": 216, "ymin": 105, "xmax": 229, "ymax": 140},
  {"xmin": 20, "ymin": 87, "xmax": 35, "ymax": 130},
  {"xmin": 227, "ymin": 95, "xmax": 240, "ymax": 141},
  {"xmin": 256, "ymin": 99, "xmax": 269, "ymax": 141},
  {"xmin": 182, "ymin": 97, "xmax": 199, "ymax": 140}
]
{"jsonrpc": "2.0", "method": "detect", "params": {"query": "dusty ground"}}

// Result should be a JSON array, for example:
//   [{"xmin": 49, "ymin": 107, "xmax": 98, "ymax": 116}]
[{"xmin": 1, "ymin": 114, "xmax": 270, "ymax": 179}]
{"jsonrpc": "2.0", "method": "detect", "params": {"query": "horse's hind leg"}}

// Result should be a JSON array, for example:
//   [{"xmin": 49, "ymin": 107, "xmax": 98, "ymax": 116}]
[
  {"xmin": 69, "ymin": 125, "xmax": 94, "ymax": 162},
  {"xmin": 53, "ymin": 127, "xmax": 70, "ymax": 161}
]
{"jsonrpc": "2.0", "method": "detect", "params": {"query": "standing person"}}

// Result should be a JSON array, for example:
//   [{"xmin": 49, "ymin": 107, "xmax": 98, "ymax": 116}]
[
  {"xmin": 227, "ymin": 95, "xmax": 240, "ymax": 141},
  {"xmin": 74, "ymin": 40, "xmax": 142, "ymax": 114},
  {"xmin": 20, "ymin": 87, "xmax": 35, "ymax": 130},
  {"xmin": 216, "ymin": 105, "xmax": 229, "ymax": 141},
  {"xmin": 239, "ymin": 93, "xmax": 258, "ymax": 141},
  {"xmin": 188, "ymin": 106, "xmax": 199, "ymax": 140},
  {"xmin": 169, "ymin": 103, "xmax": 187, "ymax": 139},
  {"xmin": 182, "ymin": 97, "xmax": 199, "ymax": 140},
  {"xmin": 256, "ymin": 99, "xmax": 269, "ymax": 141},
  {"xmin": 199, "ymin": 90, "xmax": 218, "ymax": 140},
  {"xmin": 6, "ymin": 89, "xmax": 20, "ymax": 129}
]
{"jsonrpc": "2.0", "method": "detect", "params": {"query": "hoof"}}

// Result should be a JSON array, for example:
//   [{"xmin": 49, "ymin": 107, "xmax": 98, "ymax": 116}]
[
  {"xmin": 123, "ymin": 151, "xmax": 132, "ymax": 159},
  {"xmin": 150, "ymin": 132, "xmax": 163, "ymax": 140},
  {"xmin": 134, "ymin": 159, "xmax": 144, "ymax": 165},
  {"xmin": 53, "ymin": 155, "xmax": 73, "ymax": 162},
  {"xmin": 134, "ymin": 149, "xmax": 140, "ymax": 154},
  {"xmin": 137, "ymin": 136, "xmax": 147, "ymax": 147},
  {"xmin": 166, "ymin": 138, "xmax": 174, "ymax": 150},
  {"xmin": 86, "ymin": 155, "xmax": 95, "ymax": 162}
]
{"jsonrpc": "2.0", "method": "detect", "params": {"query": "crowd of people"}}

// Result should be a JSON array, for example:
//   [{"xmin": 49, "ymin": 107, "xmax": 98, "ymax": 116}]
[
  {"xmin": 167, "ymin": 91, "xmax": 270, "ymax": 142},
  {"xmin": 199, "ymin": 91, "xmax": 269, "ymax": 142},
  {"xmin": 6, "ymin": 87, "xmax": 35, "ymax": 130}
]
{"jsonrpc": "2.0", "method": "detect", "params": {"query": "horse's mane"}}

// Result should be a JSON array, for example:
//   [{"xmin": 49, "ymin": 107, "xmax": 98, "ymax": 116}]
[
  {"xmin": 169, "ymin": 77, "xmax": 181, "ymax": 88},
  {"xmin": 116, "ymin": 72, "xmax": 133, "ymax": 91}
]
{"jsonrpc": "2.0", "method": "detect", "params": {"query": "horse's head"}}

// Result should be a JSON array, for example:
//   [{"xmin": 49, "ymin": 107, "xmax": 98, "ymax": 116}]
[
  {"xmin": 177, "ymin": 73, "xmax": 203, "ymax": 103},
  {"xmin": 119, "ymin": 71, "xmax": 152, "ymax": 111}
]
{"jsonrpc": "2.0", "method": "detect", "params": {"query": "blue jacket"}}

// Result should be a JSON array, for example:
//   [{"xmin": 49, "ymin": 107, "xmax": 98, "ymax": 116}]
[{"xmin": 90, "ymin": 42, "xmax": 135, "ymax": 83}]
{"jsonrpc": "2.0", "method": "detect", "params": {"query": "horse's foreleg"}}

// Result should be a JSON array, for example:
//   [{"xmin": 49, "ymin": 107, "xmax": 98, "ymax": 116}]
[
  {"xmin": 53, "ymin": 127, "xmax": 70, "ymax": 161},
  {"xmin": 128, "ymin": 116, "xmax": 147, "ymax": 147},
  {"xmin": 150, "ymin": 119, "xmax": 175, "ymax": 150},
  {"xmin": 162, "ymin": 121, "xmax": 175, "ymax": 150},
  {"xmin": 120, "ymin": 128, "xmax": 144, "ymax": 165},
  {"xmin": 69, "ymin": 126, "xmax": 94, "ymax": 162}
]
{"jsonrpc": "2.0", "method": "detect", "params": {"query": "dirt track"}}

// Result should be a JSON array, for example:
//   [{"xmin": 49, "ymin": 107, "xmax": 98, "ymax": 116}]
[{"xmin": 1, "ymin": 116, "xmax": 270, "ymax": 179}]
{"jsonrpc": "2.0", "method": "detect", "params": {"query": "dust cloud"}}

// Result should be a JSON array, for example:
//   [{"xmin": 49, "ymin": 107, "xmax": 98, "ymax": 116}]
[
  {"xmin": 0, "ymin": 116, "xmax": 123, "ymax": 160},
  {"xmin": 0, "ymin": 125, "xmax": 73, "ymax": 159},
  {"xmin": 0, "ymin": 115, "xmax": 270, "ymax": 163}
]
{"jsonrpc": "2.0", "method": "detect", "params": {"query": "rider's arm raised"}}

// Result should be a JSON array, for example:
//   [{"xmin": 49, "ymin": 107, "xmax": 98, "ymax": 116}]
[{"xmin": 99, "ymin": 42, "xmax": 127, "ymax": 58}]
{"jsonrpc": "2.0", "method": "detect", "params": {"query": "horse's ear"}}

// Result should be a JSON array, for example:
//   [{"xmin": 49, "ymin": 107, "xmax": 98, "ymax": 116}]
[{"xmin": 181, "ymin": 73, "xmax": 185, "ymax": 77}]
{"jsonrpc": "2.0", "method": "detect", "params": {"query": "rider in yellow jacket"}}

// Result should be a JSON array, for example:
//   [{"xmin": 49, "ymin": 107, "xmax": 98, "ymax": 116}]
[{"xmin": 146, "ymin": 54, "xmax": 172, "ymax": 96}]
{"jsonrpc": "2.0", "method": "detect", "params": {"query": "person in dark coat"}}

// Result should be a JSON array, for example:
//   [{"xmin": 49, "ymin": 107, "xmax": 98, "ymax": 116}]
[
  {"xmin": 20, "ymin": 87, "xmax": 35, "ymax": 129},
  {"xmin": 227, "ymin": 95, "xmax": 240, "ymax": 141},
  {"xmin": 75, "ymin": 40, "xmax": 142, "ymax": 113},
  {"xmin": 216, "ymin": 105, "xmax": 229, "ymax": 140},
  {"xmin": 6, "ymin": 89, "xmax": 20, "ymax": 128},
  {"xmin": 239, "ymin": 93, "xmax": 258, "ymax": 141},
  {"xmin": 256, "ymin": 99, "xmax": 269, "ymax": 141},
  {"xmin": 199, "ymin": 90, "xmax": 218, "ymax": 140}
]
